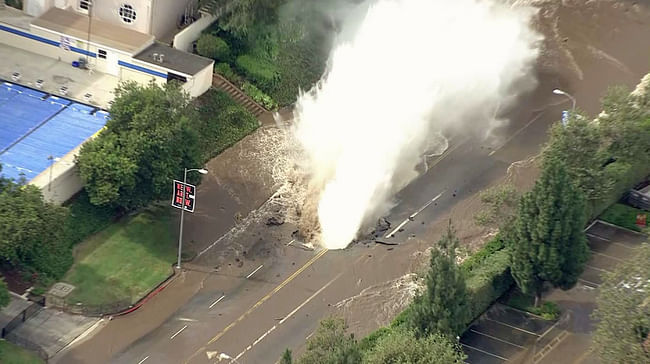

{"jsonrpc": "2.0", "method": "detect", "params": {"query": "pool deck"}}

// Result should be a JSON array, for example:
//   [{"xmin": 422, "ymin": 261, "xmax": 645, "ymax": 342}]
[{"xmin": 0, "ymin": 42, "xmax": 119, "ymax": 109}]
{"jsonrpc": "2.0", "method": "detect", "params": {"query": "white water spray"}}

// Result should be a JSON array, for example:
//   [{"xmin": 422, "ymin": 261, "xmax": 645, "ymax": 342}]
[{"xmin": 292, "ymin": 0, "xmax": 542, "ymax": 249}]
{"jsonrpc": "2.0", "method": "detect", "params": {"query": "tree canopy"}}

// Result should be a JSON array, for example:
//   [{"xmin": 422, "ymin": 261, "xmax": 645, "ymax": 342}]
[
  {"xmin": 363, "ymin": 329, "xmax": 466, "ymax": 364},
  {"xmin": 77, "ymin": 81, "xmax": 202, "ymax": 210},
  {"xmin": 408, "ymin": 221, "xmax": 468, "ymax": 337},
  {"xmin": 509, "ymin": 159, "xmax": 589, "ymax": 305},
  {"xmin": 0, "ymin": 169, "xmax": 70, "ymax": 279},
  {"xmin": 0, "ymin": 278, "xmax": 9, "ymax": 308},
  {"xmin": 593, "ymin": 243, "xmax": 650, "ymax": 363},
  {"xmin": 297, "ymin": 318, "xmax": 362, "ymax": 364}
]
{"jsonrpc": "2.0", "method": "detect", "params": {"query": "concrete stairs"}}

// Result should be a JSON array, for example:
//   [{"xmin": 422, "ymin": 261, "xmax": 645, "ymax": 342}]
[{"xmin": 212, "ymin": 73, "xmax": 267, "ymax": 117}]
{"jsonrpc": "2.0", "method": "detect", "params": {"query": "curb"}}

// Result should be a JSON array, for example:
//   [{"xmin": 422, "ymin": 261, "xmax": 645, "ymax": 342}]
[
  {"xmin": 111, "ymin": 266, "xmax": 178, "ymax": 317},
  {"xmin": 593, "ymin": 219, "xmax": 648, "ymax": 236}
]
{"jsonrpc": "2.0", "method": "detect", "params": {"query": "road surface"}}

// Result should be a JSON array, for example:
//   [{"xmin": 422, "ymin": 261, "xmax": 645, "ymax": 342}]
[{"xmin": 55, "ymin": 1, "xmax": 650, "ymax": 363}]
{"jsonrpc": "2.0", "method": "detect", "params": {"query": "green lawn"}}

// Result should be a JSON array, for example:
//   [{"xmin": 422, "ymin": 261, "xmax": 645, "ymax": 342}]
[
  {"xmin": 599, "ymin": 203, "xmax": 648, "ymax": 233},
  {"xmin": 62, "ymin": 206, "xmax": 176, "ymax": 307},
  {"xmin": 0, "ymin": 340, "xmax": 44, "ymax": 364}
]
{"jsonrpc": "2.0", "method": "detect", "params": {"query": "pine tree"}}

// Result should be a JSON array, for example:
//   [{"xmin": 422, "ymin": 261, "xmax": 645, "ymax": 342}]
[
  {"xmin": 409, "ymin": 221, "xmax": 468, "ymax": 338},
  {"xmin": 280, "ymin": 348, "xmax": 293, "ymax": 364},
  {"xmin": 510, "ymin": 159, "xmax": 589, "ymax": 306}
]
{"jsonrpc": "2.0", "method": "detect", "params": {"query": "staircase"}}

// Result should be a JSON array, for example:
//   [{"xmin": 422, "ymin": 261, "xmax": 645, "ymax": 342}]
[{"xmin": 212, "ymin": 73, "xmax": 267, "ymax": 117}]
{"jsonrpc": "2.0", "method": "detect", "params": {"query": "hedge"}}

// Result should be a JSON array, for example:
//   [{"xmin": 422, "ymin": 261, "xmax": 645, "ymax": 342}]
[
  {"xmin": 463, "ymin": 248, "xmax": 513, "ymax": 327},
  {"xmin": 197, "ymin": 34, "xmax": 231, "ymax": 62}
]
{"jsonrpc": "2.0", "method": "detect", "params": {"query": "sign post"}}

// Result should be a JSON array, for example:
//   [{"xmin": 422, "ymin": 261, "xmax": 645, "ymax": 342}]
[{"xmin": 172, "ymin": 180, "xmax": 196, "ymax": 213}]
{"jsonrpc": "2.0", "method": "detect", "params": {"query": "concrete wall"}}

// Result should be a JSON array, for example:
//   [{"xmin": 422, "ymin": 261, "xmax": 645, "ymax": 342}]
[
  {"xmin": 85, "ymin": 0, "xmax": 152, "ymax": 35},
  {"xmin": 23, "ymin": 0, "xmax": 55, "ymax": 17},
  {"xmin": 173, "ymin": 12, "xmax": 215, "ymax": 52},
  {"xmin": 184, "ymin": 62, "xmax": 213, "ymax": 97},
  {"xmin": 32, "ymin": 145, "xmax": 84, "ymax": 204},
  {"xmin": 152, "ymin": 0, "xmax": 193, "ymax": 40}
]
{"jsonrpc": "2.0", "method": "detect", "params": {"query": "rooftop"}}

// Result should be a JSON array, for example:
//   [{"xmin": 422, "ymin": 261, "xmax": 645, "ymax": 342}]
[
  {"xmin": 31, "ymin": 7, "xmax": 154, "ymax": 54},
  {"xmin": 134, "ymin": 42, "xmax": 214, "ymax": 76}
]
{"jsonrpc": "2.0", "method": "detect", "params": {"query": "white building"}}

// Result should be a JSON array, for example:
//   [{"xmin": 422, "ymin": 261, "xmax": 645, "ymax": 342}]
[
  {"xmin": 23, "ymin": 0, "xmax": 200, "ymax": 41},
  {"xmin": 0, "ymin": 3, "xmax": 214, "ymax": 97}
]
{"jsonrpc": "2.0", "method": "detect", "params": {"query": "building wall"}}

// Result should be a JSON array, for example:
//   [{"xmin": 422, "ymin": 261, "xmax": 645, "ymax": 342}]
[
  {"xmin": 89, "ymin": 0, "xmax": 152, "ymax": 36},
  {"xmin": 173, "ymin": 13, "xmax": 215, "ymax": 52},
  {"xmin": 184, "ymin": 62, "xmax": 213, "ymax": 98},
  {"xmin": 152, "ymin": 0, "xmax": 193, "ymax": 40},
  {"xmin": 23, "ymin": 0, "xmax": 55, "ymax": 17}
]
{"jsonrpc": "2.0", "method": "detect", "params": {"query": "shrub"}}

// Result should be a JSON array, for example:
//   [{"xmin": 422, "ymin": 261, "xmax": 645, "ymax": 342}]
[
  {"xmin": 599, "ymin": 203, "xmax": 645, "ymax": 232},
  {"xmin": 63, "ymin": 190, "xmax": 116, "ymax": 246},
  {"xmin": 242, "ymin": 82, "xmax": 277, "ymax": 110},
  {"xmin": 460, "ymin": 235, "xmax": 505, "ymax": 274},
  {"xmin": 214, "ymin": 62, "xmax": 244, "ymax": 86},
  {"xmin": 196, "ymin": 33, "xmax": 231, "ymax": 62},
  {"xmin": 235, "ymin": 54, "xmax": 279, "ymax": 90},
  {"xmin": 464, "ymin": 249, "xmax": 514, "ymax": 327},
  {"xmin": 194, "ymin": 89, "xmax": 259, "ymax": 160}
]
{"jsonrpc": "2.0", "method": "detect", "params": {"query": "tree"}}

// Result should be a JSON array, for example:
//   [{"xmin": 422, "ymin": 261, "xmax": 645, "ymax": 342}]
[
  {"xmin": 363, "ymin": 329, "xmax": 466, "ymax": 364},
  {"xmin": 0, "ymin": 171, "xmax": 70, "ymax": 279},
  {"xmin": 77, "ymin": 81, "xmax": 203, "ymax": 210},
  {"xmin": 297, "ymin": 318, "xmax": 361, "ymax": 364},
  {"xmin": 408, "ymin": 221, "xmax": 468, "ymax": 338},
  {"xmin": 592, "ymin": 243, "xmax": 650, "ymax": 363},
  {"xmin": 542, "ymin": 116, "xmax": 611, "ymax": 217},
  {"xmin": 0, "ymin": 278, "xmax": 9, "ymax": 308},
  {"xmin": 510, "ymin": 159, "xmax": 589, "ymax": 306},
  {"xmin": 200, "ymin": 0, "xmax": 284, "ymax": 37},
  {"xmin": 280, "ymin": 348, "xmax": 293, "ymax": 364}
]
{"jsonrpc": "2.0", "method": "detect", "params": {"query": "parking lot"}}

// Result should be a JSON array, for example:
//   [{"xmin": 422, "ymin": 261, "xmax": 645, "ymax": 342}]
[{"xmin": 461, "ymin": 220, "xmax": 647, "ymax": 363}]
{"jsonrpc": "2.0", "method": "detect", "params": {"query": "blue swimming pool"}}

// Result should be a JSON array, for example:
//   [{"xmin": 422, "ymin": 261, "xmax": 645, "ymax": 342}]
[{"xmin": 0, "ymin": 82, "xmax": 109, "ymax": 181}]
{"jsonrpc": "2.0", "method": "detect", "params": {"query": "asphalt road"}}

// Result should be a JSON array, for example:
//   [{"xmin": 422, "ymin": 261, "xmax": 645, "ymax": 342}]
[{"xmin": 56, "ymin": 1, "xmax": 650, "ymax": 363}]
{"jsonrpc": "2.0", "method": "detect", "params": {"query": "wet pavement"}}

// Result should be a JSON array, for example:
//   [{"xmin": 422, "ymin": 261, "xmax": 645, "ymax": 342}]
[{"xmin": 54, "ymin": 1, "xmax": 650, "ymax": 363}]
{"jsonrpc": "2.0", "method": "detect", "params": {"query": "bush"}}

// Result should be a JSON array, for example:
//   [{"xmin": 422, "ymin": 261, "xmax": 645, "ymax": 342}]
[
  {"xmin": 599, "ymin": 203, "xmax": 645, "ymax": 232},
  {"xmin": 464, "ymin": 249, "xmax": 514, "ymax": 327},
  {"xmin": 242, "ymin": 82, "xmax": 277, "ymax": 110},
  {"xmin": 235, "ymin": 54, "xmax": 279, "ymax": 90},
  {"xmin": 63, "ymin": 190, "xmax": 116, "ymax": 246},
  {"xmin": 460, "ymin": 235, "xmax": 505, "ymax": 274},
  {"xmin": 196, "ymin": 34, "xmax": 231, "ymax": 62},
  {"xmin": 194, "ymin": 89, "xmax": 259, "ymax": 160},
  {"xmin": 214, "ymin": 62, "xmax": 244, "ymax": 86},
  {"xmin": 502, "ymin": 289, "xmax": 560, "ymax": 320}
]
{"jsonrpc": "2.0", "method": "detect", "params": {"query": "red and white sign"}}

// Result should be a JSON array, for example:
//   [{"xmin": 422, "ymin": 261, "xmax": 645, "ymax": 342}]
[{"xmin": 171, "ymin": 180, "xmax": 196, "ymax": 212}]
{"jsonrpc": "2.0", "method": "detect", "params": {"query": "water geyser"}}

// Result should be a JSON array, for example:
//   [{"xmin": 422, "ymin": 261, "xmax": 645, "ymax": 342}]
[{"xmin": 292, "ymin": 0, "xmax": 542, "ymax": 249}]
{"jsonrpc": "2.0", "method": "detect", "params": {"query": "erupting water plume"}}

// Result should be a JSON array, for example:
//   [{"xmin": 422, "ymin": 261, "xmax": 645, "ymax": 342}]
[{"xmin": 292, "ymin": 0, "xmax": 542, "ymax": 249}]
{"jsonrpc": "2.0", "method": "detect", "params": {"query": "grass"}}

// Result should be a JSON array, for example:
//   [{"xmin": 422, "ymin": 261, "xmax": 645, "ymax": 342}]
[
  {"xmin": 599, "ymin": 203, "xmax": 648, "ymax": 233},
  {"xmin": 0, "ymin": 340, "xmax": 44, "ymax": 364},
  {"xmin": 62, "ymin": 206, "xmax": 176, "ymax": 307},
  {"xmin": 502, "ymin": 288, "xmax": 560, "ymax": 321}
]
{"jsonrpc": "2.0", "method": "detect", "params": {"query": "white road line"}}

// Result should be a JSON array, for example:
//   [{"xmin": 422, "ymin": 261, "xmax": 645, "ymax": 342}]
[
  {"xmin": 286, "ymin": 239, "xmax": 295, "ymax": 246},
  {"xmin": 197, "ymin": 233, "xmax": 230, "ymax": 258},
  {"xmin": 460, "ymin": 343, "xmax": 508, "ymax": 361},
  {"xmin": 591, "ymin": 251, "xmax": 624, "ymax": 262},
  {"xmin": 385, "ymin": 191, "xmax": 445, "ymax": 238},
  {"xmin": 579, "ymin": 278, "xmax": 600, "ymax": 287},
  {"xmin": 470, "ymin": 329, "xmax": 525, "ymax": 349},
  {"xmin": 586, "ymin": 233, "xmax": 610, "ymax": 241},
  {"xmin": 385, "ymin": 218, "xmax": 410, "ymax": 238},
  {"xmin": 410, "ymin": 191, "xmax": 445, "ymax": 219},
  {"xmin": 170, "ymin": 325, "xmax": 188, "ymax": 340},
  {"xmin": 178, "ymin": 317, "xmax": 198, "ymax": 322},
  {"xmin": 489, "ymin": 111, "xmax": 546, "ymax": 156},
  {"xmin": 484, "ymin": 318, "xmax": 540, "ymax": 337},
  {"xmin": 538, "ymin": 316, "xmax": 563, "ymax": 340},
  {"xmin": 209, "ymin": 294, "xmax": 226, "ymax": 309},
  {"xmin": 584, "ymin": 264, "xmax": 611, "ymax": 273},
  {"xmin": 246, "ymin": 264, "xmax": 264, "ymax": 279},
  {"xmin": 137, "ymin": 356, "xmax": 150, "ymax": 364},
  {"xmin": 305, "ymin": 331, "xmax": 315, "ymax": 340},
  {"xmin": 233, "ymin": 273, "xmax": 343, "ymax": 362}
]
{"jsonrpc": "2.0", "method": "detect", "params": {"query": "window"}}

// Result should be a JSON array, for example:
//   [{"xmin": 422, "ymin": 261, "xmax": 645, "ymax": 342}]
[
  {"xmin": 119, "ymin": 4, "xmax": 137, "ymax": 24},
  {"xmin": 79, "ymin": 0, "xmax": 92, "ymax": 11},
  {"xmin": 98, "ymin": 49, "xmax": 107, "ymax": 59}
]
